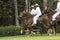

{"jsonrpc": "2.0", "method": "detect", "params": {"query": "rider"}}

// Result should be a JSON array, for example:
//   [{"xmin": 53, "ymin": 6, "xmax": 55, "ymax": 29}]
[
  {"xmin": 52, "ymin": 0, "xmax": 60, "ymax": 23},
  {"xmin": 32, "ymin": 3, "xmax": 42, "ymax": 26}
]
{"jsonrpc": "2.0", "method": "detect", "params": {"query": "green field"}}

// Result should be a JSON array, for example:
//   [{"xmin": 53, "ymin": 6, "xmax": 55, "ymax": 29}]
[{"xmin": 0, "ymin": 34, "xmax": 60, "ymax": 40}]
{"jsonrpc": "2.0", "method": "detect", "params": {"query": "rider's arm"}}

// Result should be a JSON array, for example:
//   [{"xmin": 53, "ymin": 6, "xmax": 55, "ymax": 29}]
[
  {"xmin": 55, "ymin": 2, "xmax": 60, "ymax": 11},
  {"xmin": 36, "ymin": 7, "xmax": 42, "ymax": 15}
]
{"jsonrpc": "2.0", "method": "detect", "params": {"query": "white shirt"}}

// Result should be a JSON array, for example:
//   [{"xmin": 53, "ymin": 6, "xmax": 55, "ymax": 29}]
[
  {"xmin": 55, "ymin": 2, "xmax": 60, "ymax": 12},
  {"xmin": 30, "ymin": 9, "xmax": 36, "ymax": 15},
  {"xmin": 35, "ymin": 7, "xmax": 42, "ymax": 15}
]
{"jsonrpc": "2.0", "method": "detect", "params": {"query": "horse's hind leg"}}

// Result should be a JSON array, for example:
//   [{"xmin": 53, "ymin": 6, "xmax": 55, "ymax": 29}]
[{"xmin": 52, "ymin": 26, "xmax": 56, "ymax": 35}]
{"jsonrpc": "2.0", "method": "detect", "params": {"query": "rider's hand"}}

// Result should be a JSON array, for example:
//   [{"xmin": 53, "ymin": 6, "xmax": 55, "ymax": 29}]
[{"xmin": 55, "ymin": 9, "xmax": 57, "ymax": 11}]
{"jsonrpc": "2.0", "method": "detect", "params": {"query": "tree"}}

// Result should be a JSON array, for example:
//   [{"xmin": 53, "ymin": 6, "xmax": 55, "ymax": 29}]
[
  {"xmin": 43, "ymin": 0, "xmax": 47, "ymax": 10},
  {"xmin": 14, "ymin": 0, "xmax": 19, "ymax": 27},
  {"xmin": 25, "ymin": 0, "xmax": 28, "ymax": 12}
]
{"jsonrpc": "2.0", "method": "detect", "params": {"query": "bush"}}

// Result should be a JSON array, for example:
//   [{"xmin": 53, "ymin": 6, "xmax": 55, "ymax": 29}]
[
  {"xmin": 0, "ymin": 26, "xmax": 25, "ymax": 36},
  {"xmin": 56, "ymin": 25, "xmax": 60, "ymax": 33}
]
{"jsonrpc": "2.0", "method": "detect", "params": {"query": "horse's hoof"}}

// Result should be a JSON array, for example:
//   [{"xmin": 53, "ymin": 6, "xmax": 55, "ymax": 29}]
[{"xmin": 49, "ymin": 34, "xmax": 52, "ymax": 36}]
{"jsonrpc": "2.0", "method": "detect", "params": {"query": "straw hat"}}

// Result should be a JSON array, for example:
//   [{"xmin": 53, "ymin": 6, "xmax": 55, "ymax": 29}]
[{"xmin": 35, "ymin": 3, "xmax": 39, "ymax": 6}]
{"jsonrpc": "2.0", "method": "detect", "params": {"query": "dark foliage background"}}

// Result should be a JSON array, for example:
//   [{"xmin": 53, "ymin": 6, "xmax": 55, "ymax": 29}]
[
  {"xmin": 0, "ymin": 0, "xmax": 15, "ymax": 26},
  {"xmin": 0, "ymin": 0, "xmax": 43, "ymax": 26}
]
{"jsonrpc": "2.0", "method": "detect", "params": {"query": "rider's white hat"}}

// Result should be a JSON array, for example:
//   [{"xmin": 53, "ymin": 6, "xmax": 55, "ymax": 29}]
[
  {"xmin": 58, "ymin": 0, "xmax": 60, "ymax": 1},
  {"xmin": 35, "ymin": 3, "xmax": 39, "ymax": 6}
]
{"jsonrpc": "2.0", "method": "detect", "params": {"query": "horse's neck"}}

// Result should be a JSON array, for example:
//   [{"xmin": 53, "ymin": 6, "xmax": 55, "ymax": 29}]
[
  {"xmin": 27, "ymin": 12, "xmax": 33, "ymax": 16},
  {"xmin": 47, "ymin": 8, "xmax": 55, "ymax": 21}
]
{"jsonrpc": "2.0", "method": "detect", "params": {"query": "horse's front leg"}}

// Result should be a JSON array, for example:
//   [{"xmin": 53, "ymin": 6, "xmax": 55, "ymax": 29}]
[
  {"xmin": 47, "ymin": 28, "xmax": 53, "ymax": 36},
  {"xmin": 25, "ymin": 25, "xmax": 32, "ymax": 35}
]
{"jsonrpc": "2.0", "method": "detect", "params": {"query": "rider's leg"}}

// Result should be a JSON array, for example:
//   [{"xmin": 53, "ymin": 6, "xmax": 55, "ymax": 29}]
[
  {"xmin": 51, "ymin": 12, "xmax": 60, "ymax": 25},
  {"xmin": 52, "ymin": 12, "xmax": 60, "ymax": 21},
  {"xmin": 32, "ymin": 16, "xmax": 38, "ymax": 26},
  {"xmin": 32, "ymin": 14, "xmax": 41, "ymax": 26}
]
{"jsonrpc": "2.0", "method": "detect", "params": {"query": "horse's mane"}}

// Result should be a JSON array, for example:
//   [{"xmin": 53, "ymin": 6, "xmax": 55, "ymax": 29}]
[
  {"xmin": 47, "ymin": 7, "xmax": 55, "ymax": 13},
  {"xmin": 23, "ymin": 11, "xmax": 33, "ymax": 18}
]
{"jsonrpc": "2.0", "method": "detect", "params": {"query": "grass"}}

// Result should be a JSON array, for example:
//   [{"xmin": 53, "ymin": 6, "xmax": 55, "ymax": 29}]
[{"xmin": 0, "ymin": 34, "xmax": 60, "ymax": 40}]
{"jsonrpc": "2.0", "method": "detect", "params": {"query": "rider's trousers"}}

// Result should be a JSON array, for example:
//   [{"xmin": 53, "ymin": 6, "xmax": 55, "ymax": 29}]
[
  {"xmin": 52, "ymin": 12, "xmax": 60, "ymax": 21},
  {"xmin": 33, "ymin": 14, "xmax": 41, "ymax": 25}
]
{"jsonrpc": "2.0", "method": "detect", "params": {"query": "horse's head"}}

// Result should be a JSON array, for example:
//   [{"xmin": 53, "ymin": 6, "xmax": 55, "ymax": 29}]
[
  {"xmin": 19, "ymin": 10, "xmax": 33, "ymax": 27},
  {"xmin": 19, "ymin": 10, "xmax": 26, "ymax": 17},
  {"xmin": 46, "ymin": 7, "xmax": 50, "ymax": 13},
  {"xmin": 43, "ymin": 6, "xmax": 56, "ymax": 21},
  {"xmin": 44, "ymin": 6, "xmax": 55, "ymax": 17},
  {"xmin": 19, "ymin": 9, "xmax": 33, "ymax": 21}
]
